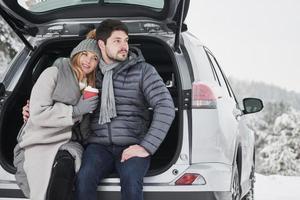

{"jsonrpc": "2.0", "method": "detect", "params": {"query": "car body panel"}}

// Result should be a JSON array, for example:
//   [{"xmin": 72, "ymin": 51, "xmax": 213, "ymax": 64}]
[{"xmin": 0, "ymin": 35, "xmax": 258, "ymax": 200}]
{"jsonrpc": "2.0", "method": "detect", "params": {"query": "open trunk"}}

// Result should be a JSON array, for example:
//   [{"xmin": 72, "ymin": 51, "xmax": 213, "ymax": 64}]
[{"xmin": 0, "ymin": 35, "xmax": 182, "ymax": 176}]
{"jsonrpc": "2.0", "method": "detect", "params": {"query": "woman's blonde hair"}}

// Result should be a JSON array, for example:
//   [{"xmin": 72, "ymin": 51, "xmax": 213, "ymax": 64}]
[
  {"xmin": 69, "ymin": 29, "xmax": 98, "ymax": 88},
  {"xmin": 70, "ymin": 53, "xmax": 96, "ymax": 88}
]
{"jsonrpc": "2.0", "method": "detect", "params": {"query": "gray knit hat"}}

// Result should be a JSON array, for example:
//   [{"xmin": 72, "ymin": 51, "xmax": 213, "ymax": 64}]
[{"xmin": 70, "ymin": 38, "xmax": 101, "ymax": 60}]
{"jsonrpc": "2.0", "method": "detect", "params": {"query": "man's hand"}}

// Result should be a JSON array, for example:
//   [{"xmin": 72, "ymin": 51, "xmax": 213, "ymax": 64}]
[
  {"xmin": 121, "ymin": 144, "xmax": 150, "ymax": 162},
  {"xmin": 22, "ymin": 100, "xmax": 30, "ymax": 122}
]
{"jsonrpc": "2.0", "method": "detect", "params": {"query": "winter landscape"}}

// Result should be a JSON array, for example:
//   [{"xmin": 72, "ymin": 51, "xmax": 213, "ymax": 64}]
[
  {"xmin": 1, "ymin": 1, "xmax": 300, "ymax": 197},
  {"xmin": 255, "ymin": 173, "xmax": 300, "ymax": 200},
  {"xmin": 185, "ymin": 1, "xmax": 300, "ymax": 198}
]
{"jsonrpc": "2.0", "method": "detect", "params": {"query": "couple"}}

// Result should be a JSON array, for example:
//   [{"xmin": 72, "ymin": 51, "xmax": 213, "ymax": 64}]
[{"xmin": 16, "ymin": 19, "xmax": 175, "ymax": 200}]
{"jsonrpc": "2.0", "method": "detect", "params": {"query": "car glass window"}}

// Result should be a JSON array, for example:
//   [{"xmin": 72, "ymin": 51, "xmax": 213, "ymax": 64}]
[
  {"xmin": 205, "ymin": 51, "xmax": 221, "ymax": 86},
  {"xmin": 206, "ymin": 52, "xmax": 220, "ymax": 85},
  {"xmin": 104, "ymin": 0, "xmax": 164, "ymax": 8},
  {"xmin": 18, "ymin": 0, "xmax": 164, "ymax": 12},
  {"xmin": 207, "ymin": 52, "xmax": 232, "ymax": 98},
  {"xmin": 210, "ymin": 62, "xmax": 218, "ymax": 82},
  {"xmin": 194, "ymin": 46, "xmax": 216, "ymax": 82},
  {"xmin": 224, "ymin": 77, "xmax": 235, "ymax": 98},
  {"xmin": 0, "ymin": 16, "xmax": 23, "ymax": 81}
]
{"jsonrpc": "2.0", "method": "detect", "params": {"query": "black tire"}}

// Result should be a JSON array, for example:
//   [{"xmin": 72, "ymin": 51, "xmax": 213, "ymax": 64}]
[{"xmin": 231, "ymin": 162, "xmax": 241, "ymax": 200}]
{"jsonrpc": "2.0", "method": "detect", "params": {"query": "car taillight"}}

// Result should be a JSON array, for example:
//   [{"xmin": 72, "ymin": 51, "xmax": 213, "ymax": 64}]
[
  {"xmin": 192, "ymin": 82, "xmax": 217, "ymax": 109},
  {"xmin": 175, "ymin": 173, "xmax": 206, "ymax": 185}
]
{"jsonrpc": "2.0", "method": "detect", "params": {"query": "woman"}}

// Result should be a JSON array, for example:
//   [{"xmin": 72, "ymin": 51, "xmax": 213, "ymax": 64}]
[{"xmin": 14, "ymin": 37, "xmax": 101, "ymax": 200}]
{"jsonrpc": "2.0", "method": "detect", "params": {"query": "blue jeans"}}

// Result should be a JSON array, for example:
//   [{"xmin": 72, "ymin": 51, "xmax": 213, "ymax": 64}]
[{"xmin": 75, "ymin": 143, "xmax": 150, "ymax": 200}]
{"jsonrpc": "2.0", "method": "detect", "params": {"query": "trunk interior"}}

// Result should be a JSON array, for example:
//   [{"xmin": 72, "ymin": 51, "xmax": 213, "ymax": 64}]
[{"xmin": 0, "ymin": 35, "xmax": 182, "ymax": 176}]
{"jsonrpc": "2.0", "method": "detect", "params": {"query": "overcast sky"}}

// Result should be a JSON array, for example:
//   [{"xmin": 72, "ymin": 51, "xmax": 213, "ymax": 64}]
[{"xmin": 185, "ymin": 0, "xmax": 300, "ymax": 93}]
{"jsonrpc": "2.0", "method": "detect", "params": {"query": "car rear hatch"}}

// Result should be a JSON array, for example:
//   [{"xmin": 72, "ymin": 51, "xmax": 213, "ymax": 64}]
[
  {"xmin": 0, "ymin": 0, "xmax": 191, "ymax": 176},
  {"xmin": 0, "ymin": 0, "xmax": 190, "ymax": 52}
]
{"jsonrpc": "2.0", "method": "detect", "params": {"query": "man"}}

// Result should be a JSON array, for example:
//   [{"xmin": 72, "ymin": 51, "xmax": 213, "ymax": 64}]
[
  {"xmin": 23, "ymin": 19, "xmax": 175, "ymax": 200},
  {"xmin": 75, "ymin": 19, "xmax": 175, "ymax": 200}
]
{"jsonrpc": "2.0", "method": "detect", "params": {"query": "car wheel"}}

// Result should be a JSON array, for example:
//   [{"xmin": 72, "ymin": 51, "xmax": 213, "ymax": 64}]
[
  {"xmin": 241, "ymin": 165, "xmax": 255, "ymax": 200},
  {"xmin": 231, "ymin": 162, "xmax": 241, "ymax": 200}
]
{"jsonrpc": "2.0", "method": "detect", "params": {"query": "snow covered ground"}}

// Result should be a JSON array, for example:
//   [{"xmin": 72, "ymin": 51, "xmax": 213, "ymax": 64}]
[{"xmin": 255, "ymin": 173, "xmax": 300, "ymax": 200}]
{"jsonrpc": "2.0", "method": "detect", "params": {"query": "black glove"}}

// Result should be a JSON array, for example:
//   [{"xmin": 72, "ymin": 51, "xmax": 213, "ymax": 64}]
[{"xmin": 72, "ymin": 95, "xmax": 98, "ymax": 117}]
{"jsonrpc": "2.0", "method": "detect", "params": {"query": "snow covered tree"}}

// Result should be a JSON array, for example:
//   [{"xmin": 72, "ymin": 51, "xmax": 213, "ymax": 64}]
[
  {"xmin": 0, "ymin": 17, "xmax": 22, "ymax": 58},
  {"xmin": 256, "ymin": 109, "xmax": 300, "ymax": 175},
  {"xmin": 0, "ymin": 16, "xmax": 22, "ymax": 75},
  {"xmin": 262, "ymin": 102, "xmax": 291, "ymax": 125},
  {"xmin": 245, "ymin": 100, "xmax": 300, "ymax": 175}
]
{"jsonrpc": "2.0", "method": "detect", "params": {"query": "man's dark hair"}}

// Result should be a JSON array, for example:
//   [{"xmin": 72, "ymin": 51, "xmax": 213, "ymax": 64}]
[{"xmin": 96, "ymin": 19, "xmax": 129, "ymax": 44}]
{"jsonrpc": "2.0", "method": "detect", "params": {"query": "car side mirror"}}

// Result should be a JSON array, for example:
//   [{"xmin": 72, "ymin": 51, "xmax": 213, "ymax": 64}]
[{"xmin": 242, "ymin": 98, "xmax": 263, "ymax": 114}]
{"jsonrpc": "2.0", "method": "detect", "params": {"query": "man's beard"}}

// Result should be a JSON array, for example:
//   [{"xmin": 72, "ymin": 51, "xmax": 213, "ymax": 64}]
[
  {"xmin": 115, "ymin": 55, "xmax": 127, "ymax": 62},
  {"xmin": 116, "ymin": 51, "xmax": 128, "ymax": 62},
  {"xmin": 107, "ymin": 50, "xmax": 128, "ymax": 62}
]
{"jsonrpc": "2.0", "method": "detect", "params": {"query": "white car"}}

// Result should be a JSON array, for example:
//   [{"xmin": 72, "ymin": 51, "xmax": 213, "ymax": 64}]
[{"xmin": 0, "ymin": 0, "xmax": 263, "ymax": 199}]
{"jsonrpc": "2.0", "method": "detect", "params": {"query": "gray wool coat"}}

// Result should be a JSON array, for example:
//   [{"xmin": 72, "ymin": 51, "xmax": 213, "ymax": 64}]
[{"xmin": 13, "ymin": 58, "xmax": 84, "ymax": 200}]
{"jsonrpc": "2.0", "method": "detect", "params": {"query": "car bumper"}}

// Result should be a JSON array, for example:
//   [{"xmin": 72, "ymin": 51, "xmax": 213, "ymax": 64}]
[
  {"xmin": 0, "ymin": 187, "xmax": 231, "ymax": 200},
  {"xmin": 99, "ymin": 191, "xmax": 231, "ymax": 200}
]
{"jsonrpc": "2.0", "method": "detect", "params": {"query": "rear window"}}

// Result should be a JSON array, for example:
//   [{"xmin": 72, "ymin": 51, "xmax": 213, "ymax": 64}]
[{"xmin": 18, "ymin": 0, "xmax": 164, "ymax": 12}]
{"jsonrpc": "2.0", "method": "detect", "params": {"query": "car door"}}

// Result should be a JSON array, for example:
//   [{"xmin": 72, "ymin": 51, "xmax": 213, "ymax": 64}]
[
  {"xmin": 205, "ymin": 49, "xmax": 240, "ymax": 165},
  {"xmin": 206, "ymin": 49, "xmax": 254, "ymax": 186}
]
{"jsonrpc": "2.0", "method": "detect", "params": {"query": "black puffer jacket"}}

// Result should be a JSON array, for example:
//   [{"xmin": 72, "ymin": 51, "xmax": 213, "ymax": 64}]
[{"xmin": 88, "ymin": 48, "xmax": 175, "ymax": 155}]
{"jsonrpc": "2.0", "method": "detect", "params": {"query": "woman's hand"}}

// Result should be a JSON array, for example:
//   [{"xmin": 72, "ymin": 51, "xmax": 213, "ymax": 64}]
[{"xmin": 72, "ymin": 95, "xmax": 99, "ymax": 117}]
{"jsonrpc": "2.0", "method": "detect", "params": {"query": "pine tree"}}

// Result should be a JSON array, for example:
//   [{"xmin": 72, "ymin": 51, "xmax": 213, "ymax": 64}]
[
  {"xmin": 0, "ymin": 16, "xmax": 22, "ymax": 74},
  {"xmin": 256, "ymin": 109, "xmax": 300, "ymax": 175},
  {"xmin": 0, "ymin": 17, "xmax": 22, "ymax": 58}
]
